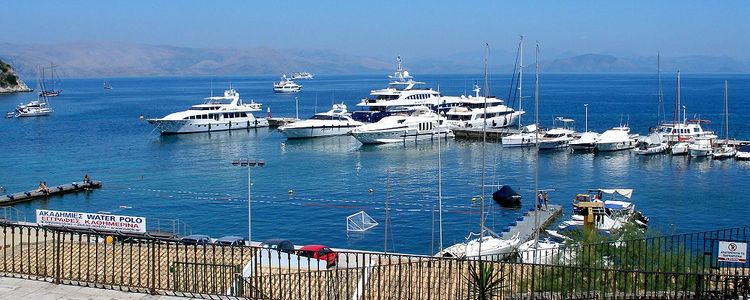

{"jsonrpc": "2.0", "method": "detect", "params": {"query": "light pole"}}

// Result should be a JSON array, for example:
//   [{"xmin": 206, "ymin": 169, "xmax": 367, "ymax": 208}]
[
  {"xmin": 232, "ymin": 158, "xmax": 265, "ymax": 244},
  {"xmin": 584, "ymin": 103, "xmax": 589, "ymax": 132}
]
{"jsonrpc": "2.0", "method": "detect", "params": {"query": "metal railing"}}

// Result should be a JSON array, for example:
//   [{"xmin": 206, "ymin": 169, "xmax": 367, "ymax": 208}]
[{"xmin": 1, "ymin": 222, "xmax": 748, "ymax": 299}]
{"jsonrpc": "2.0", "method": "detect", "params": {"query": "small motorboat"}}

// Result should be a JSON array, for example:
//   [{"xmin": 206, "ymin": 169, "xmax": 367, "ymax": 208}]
[
  {"xmin": 517, "ymin": 238, "xmax": 562, "ymax": 264},
  {"xmin": 633, "ymin": 132, "xmax": 667, "ymax": 155},
  {"xmin": 570, "ymin": 131, "xmax": 600, "ymax": 151},
  {"xmin": 464, "ymin": 232, "xmax": 521, "ymax": 261},
  {"xmin": 492, "ymin": 185, "xmax": 521, "ymax": 207},
  {"xmin": 736, "ymin": 145, "xmax": 750, "ymax": 160}
]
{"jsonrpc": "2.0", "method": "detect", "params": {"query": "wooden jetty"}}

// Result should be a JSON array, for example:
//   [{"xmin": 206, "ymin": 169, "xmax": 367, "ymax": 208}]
[
  {"xmin": 266, "ymin": 117, "xmax": 298, "ymax": 127},
  {"xmin": 452, "ymin": 127, "xmax": 520, "ymax": 141},
  {"xmin": 0, "ymin": 181, "xmax": 102, "ymax": 205},
  {"xmin": 499, "ymin": 204, "xmax": 562, "ymax": 243}
]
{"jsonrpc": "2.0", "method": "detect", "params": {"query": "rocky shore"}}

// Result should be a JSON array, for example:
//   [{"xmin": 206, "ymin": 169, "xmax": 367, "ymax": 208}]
[{"xmin": 0, "ymin": 59, "xmax": 32, "ymax": 94}]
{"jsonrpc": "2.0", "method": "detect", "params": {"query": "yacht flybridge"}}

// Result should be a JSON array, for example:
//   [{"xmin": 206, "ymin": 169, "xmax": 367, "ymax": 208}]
[
  {"xmin": 278, "ymin": 104, "xmax": 363, "ymax": 138},
  {"xmin": 443, "ymin": 83, "xmax": 525, "ymax": 129},
  {"xmin": 147, "ymin": 88, "xmax": 269, "ymax": 134}
]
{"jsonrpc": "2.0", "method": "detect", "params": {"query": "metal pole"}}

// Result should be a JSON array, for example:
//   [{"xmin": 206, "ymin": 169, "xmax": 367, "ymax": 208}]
[
  {"xmin": 584, "ymin": 103, "xmax": 589, "ymax": 132},
  {"xmin": 248, "ymin": 166, "xmax": 252, "ymax": 243},
  {"xmin": 295, "ymin": 97, "xmax": 299, "ymax": 120}
]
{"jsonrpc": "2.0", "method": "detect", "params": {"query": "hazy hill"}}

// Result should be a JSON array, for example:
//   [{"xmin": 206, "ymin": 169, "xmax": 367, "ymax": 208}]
[{"xmin": 1, "ymin": 41, "xmax": 747, "ymax": 78}]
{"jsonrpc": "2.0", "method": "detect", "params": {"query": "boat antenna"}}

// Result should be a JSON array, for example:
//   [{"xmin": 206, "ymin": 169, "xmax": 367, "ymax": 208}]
[
  {"xmin": 534, "ymin": 42, "xmax": 540, "ymax": 248},
  {"xmin": 479, "ymin": 42, "xmax": 489, "ymax": 257}
]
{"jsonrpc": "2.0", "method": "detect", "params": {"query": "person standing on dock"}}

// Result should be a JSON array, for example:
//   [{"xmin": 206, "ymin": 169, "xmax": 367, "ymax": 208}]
[
  {"xmin": 544, "ymin": 192, "xmax": 549, "ymax": 211},
  {"xmin": 537, "ymin": 192, "xmax": 543, "ymax": 209}
]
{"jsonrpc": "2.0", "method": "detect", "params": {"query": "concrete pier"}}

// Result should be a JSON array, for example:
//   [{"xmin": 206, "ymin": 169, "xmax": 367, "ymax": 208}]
[
  {"xmin": 500, "ymin": 204, "xmax": 563, "ymax": 243},
  {"xmin": 0, "ymin": 181, "xmax": 102, "ymax": 205}
]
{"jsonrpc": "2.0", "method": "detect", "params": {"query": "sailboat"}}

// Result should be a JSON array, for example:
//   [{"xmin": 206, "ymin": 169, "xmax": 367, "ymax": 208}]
[
  {"xmin": 502, "ymin": 36, "xmax": 539, "ymax": 147},
  {"xmin": 103, "ymin": 80, "xmax": 112, "ymax": 90},
  {"xmin": 713, "ymin": 81, "xmax": 736, "ymax": 159},
  {"xmin": 635, "ymin": 53, "xmax": 668, "ymax": 155},
  {"xmin": 437, "ymin": 43, "xmax": 522, "ymax": 260},
  {"xmin": 670, "ymin": 71, "xmax": 689, "ymax": 155},
  {"xmin": 16, "ymin": 66, "xmax": 53, "ymax": 117},
  {"xmin": 39, "ymin": 63, "xmax": 62, "ymax": 97}
]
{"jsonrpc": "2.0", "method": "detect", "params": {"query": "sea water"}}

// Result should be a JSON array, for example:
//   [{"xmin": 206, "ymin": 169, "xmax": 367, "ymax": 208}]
[{"xmin": 0, "ymin": 73, "xmax": 749, "ymax": 255}]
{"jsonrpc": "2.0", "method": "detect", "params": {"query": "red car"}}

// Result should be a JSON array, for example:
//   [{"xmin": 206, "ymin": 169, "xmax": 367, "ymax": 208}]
[{"xmin": 297, "ymin": 245, "xmax": 337, "ymax": 267}]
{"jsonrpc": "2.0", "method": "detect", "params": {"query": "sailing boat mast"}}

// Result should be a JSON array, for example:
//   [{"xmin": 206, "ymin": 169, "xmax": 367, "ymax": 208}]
[
  {"xmin": 438, "ymin": 107, "xmax": 443, "ymax": 251},
  {"xmin": 656, "ymin": 52, "xmax": 663, "ymax": 125},
  {"xmin": 479, "ymin": 43, "xmax": 489, "ymax": 256},
  {"xmin": 725, "ymin": 80, "xmax": 729, "ymax": 143},
  {"xmin": 673, "ymin": 70, "xmax": 681, "ymax": 141},
  {"xmin": 518, "ymin": 35, "xmax": 524, "ymax": 128},
  {"xmin": 384, "ymin": 168, "xmax": 390, "ymax": 253},
  {"xmin": 533, "ymin": 43, "xmax": 540, "ymax": 246}
]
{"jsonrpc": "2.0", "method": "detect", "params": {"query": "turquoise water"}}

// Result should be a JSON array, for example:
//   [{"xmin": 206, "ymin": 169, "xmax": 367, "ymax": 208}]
[{"xmin": 1, "ymin": 73, "xmax": 749, "ymax": 255}]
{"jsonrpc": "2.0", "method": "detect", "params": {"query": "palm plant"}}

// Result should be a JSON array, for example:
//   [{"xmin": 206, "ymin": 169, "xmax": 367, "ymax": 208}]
[{"xmin": 467, "ymin": 261, "xmax": 505, "ymax": 300}]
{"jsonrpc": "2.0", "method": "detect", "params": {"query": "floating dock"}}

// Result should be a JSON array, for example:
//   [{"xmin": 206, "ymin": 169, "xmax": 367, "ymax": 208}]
[
  {"xmin": 499, "ymin": 204, "xmax": 562, "ymax": 243},
  {"xmin": 266, "ymin": 117, "xmax": 298, "ymax": 127},
  {"xmin": 452, "ymin": 127, "xmax": 521, "ymax": 141},
  {"xmin": 0, "ymin": 181, "xmax": 102, "ymax": 205}
]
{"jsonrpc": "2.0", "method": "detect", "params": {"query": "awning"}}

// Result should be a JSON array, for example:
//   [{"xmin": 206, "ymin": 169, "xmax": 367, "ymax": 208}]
[{"xmin": 597, "ymin": 189, "xmax": 633, "ymax": 199}]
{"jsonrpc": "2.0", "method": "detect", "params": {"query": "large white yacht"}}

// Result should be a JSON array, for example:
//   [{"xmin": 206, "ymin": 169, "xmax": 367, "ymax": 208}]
[
  {"xmin": 657, "ymin": 121, "xmax": 714, "ymax": 144},
  {"xmin": 350, "ymin": 106, "xmax": 453, "ymax": 144},
  {"xmin": 278, "ymin": 104, "xmax": 363, "ymax": 139},
  {"xmin": 595, "ymin": 126, "xmax": 636, "ymax": 152},
  {"xmin": 16, "ymin": 99, "xmax": 53, "ymax": 117},
  {"xmin": 352, "ymin": 57, "xmax": 449, "ymax": 123},
  {"xmin": 147, "ymin": 88, "xmax": 269, "ymax": 134},
  {"xmin": 538, "ymin": 117, "xmax": 575, "ymax": 150},
  {"xmin": 443, "ymin": 83, "xmax": 525, "ymax": 129},
  {"xmin": 273, "ymin": 75, "xmax": 302, "ymax": 93}
]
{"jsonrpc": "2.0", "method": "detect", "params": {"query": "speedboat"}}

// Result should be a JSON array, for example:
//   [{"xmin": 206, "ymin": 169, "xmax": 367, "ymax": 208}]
[
  {"xmin": 442, "ymin": 83, "xmax": 524, "ymax": 129},
  {"xmin": 278, "ymin": 104, "xmax": 363, "ymax": 138},
  {"xmin": 351, "ymin": 106, "xmax": 452, "ymax": 144},
  {"xmin": 736, "ymin": 145, "xmax": 750, "ymax": 160},
  {"xmin": 595, "ymin": 126, "xmax": 635, "ymax": 152},
  {"xmin": 273, "ymin": 75, "xmax": 302, "ymax": 93},
  {"xmin": 570, "ymin": 132, "xmax": 600, "ymax": 151},
  {"xmin": 501, "ymin": 124, "xmax": 539, "ymax": 147},
  {"xmin": 147, "ymin": 88, "xmax": 269, "ymax": 134},
  {"xmin": 291, "ymin": 72, "xmax": 313, "ymax": 80},
  {"xmin": 16, "ymin": 99, "xmax": 53, "ymax": 117},
  {"xmin": 538, "ymin": 117, "xmax": 575, "ymax": 150},
  {"xmin": 633, "ymin": 132, "xmax": 667, "ymax": 155},
  {"xmin": 517, "ymin": 239, "xmax": 561, "ymax": 264},
  {"xmin": 464, "ymin": 233, "xmax": 521, "ymax": 261},
  {"xmin": 712, "ymin": 144, "xmax": 736, "ymax": 159},
  {"xmin": 688, "ymin": 136, "xmax": 714, "ymax": 157},
  {"xmin": 492, "ymin": 185, "xmax": 521, "ymax": 207},
  {"xmin": 559, "ymin": 189, "xmax": 648, "ymax": 234}
]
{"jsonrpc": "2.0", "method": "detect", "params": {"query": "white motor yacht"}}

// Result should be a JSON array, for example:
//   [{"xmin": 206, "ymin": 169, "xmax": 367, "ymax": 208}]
[
  {"xmin": 464, "ymin": 233, "xmax": 521, "ymax": 261},
  {"xmin": 538, "ymin": 117, "xmax": 575, "ymax": 150},
  {"xmin": 657, "ymin": 121, "xmax": 715, "ymax": 144},
  {"xmin": 291, "ymin": 72, "xmax": 313, "ymax": 80},
  {"xmin": 501, "ymin": 124, "xmax": 539, "ymax": 147},
  {"xmin": 713, "ymin": 144, "xmax": 736, "ymax": 159},
  {"xmin": 278, "ymin": 104, "xmax": 363, "ymax": 139},
  {"xmin": 595, "ymin": 126, "xmax": 635, "ymax": 152},
  {"xmin": 633, "ymin": 132, "xmax": 668, "ymax": 155},
  {"xmin": 16, "ymin": 99, "xmax": 53, "ymax": 117},
  {"xmin": 671, "ymin": 142, "xmax": 690, "ymax": 155},
  {"xmin": 350, "ymin": 106, "xmax": 453, "ymax": 144},
  {"xmin": 273, "ymin": 75, "xmax": 302, "ymax": 93},
  {"xmin": 443, "ymin": 83, "xmax": 524, "ymax": 129},
  {"xmin": 147, "ymin": 88, "xmax": 269, "ymax": 134},
  {"xmin": 688, "ymin": 136, "xmax": 714, "ymax": 157},
  {"xmin": 570, "ymin": 132, "xmax": 600, "ymax": 151}
]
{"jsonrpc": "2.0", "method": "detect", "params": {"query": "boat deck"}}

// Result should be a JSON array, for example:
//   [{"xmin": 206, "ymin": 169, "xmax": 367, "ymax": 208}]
[
  {"xmin": 500, "ymin": 204, "xmax": 563, "ymax": 243},
  {"xmin": 0, "ymin": 181, "xmax": 102, "ymax": 205}
]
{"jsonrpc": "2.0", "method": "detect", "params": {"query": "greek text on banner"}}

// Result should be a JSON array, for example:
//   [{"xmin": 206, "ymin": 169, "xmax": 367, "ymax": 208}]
[{"xmin": 36, "ymin": 209, "xmax": 146, "ymax": 233}]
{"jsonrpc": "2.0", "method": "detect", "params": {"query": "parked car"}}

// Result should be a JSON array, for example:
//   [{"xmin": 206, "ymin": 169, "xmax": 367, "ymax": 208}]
[
  {"xmin": 215, "ymin": 236, "xmax": 246, "ymax": 246},
  {"xmin": 297, "ymin": 245, "xmax": 337, "ymax": 267},
  {"xmin": 259, "ymin": 239, "xmax": 295, "ymax": 253},
  {"xmin": 179, "ymin": 234, "xmax": 211, "ymax": 245}
]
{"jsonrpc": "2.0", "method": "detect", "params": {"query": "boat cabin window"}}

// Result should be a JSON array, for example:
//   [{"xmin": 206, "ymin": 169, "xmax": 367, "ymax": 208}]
[
  {"xmin": 375, "ymin": 95, "xmax": 399, "ymax": 100},
  {"xmin": 311, "ymin": 115, "xmax": 334, "ymax": 120}
]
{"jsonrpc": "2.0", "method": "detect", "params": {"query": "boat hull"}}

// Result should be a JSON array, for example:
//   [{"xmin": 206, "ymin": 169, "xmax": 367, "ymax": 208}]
[
  {"xmin": 352, "ymin": 129, "xmax": 453, "ymax": 144},
  {"xmin": 689, "ymin": 148, "xmax": 713, "ymax": 157},
  {"xmin": 147, "ymin": 118, "xmax": 269, "ymax": 134},
  {"xmin": 595, "ymin": 140, "xmax": 635, "ymax": 152},
  {"xmin": 280, "ymin": 126, "xmax": 358, "ymax": 139},
  {"xmin": 570, "ymin": 143, "xmax": 595, "ymax": 151},
  {"xmin": 736, "ymin": 152, "xmax": 750, "ymax": 160},
  {"xmin": 633, "ymin": 144, "xmax": 668, "ymax": 155}
]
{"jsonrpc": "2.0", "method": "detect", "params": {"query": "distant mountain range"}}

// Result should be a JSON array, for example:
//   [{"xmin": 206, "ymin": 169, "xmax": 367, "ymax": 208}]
[{"xmin": 1, "ymin": 41, "xmax": 747, "ymax": 78}]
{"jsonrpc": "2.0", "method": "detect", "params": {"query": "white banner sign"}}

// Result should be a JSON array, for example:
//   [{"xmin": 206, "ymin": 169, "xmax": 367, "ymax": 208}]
[
  {"xmin": 718, "ymin": 241, "xmax": 747, "ymax": 263},
  {"xmin": 36, "ymin": 209, "xmax": 146, "ymax": 233}
]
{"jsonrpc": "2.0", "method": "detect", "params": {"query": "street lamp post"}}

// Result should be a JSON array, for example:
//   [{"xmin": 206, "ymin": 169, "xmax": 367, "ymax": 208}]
[{"xmin": 232, "ymin": 158, "xmax": 265, "ymax": 244}]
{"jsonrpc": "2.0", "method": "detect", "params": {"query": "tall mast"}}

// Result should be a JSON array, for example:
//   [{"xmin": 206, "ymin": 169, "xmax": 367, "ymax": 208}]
[
  {"xmin": 384, "ymin": 168, "xmax": 389, "ymax": 253},
  {"xmin": 437, "ymin": 102, "xmax": 443, "ymax": 252},
  {"xmin": 657, "ymin": 52, "xmax": 662, "ymax": 125},
  {"xmin": 533, "ymin": 42, "xmax": 540, "ymax": 246},
  {"xmin": 479, "ymin": 43, "xmax": 489, "ymax": 256},
  {"xmin": 518, "ymin": 35, "xmax": 524, "ymax": 128}
]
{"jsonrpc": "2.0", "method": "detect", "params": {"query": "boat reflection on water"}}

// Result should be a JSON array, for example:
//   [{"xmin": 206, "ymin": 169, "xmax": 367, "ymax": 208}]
[{"xmin": 280, "ymin": 135, "xmax": 361, "ymax": 153}]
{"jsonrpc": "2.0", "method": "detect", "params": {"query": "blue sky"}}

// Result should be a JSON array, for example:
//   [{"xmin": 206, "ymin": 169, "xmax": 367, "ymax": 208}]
[{"xmin": 3, "ymin": 1, "xmax": 748, "ymax": 59}]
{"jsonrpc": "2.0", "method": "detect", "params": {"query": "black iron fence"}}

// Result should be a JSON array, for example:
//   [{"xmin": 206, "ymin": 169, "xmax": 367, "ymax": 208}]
[{"xmin": 1, "ymin": 222, "xmax": 748, "ymax": 299}]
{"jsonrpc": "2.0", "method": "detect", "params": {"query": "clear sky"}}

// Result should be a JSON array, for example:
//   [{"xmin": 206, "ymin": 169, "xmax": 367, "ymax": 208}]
[{"xmin": 3, "ymin": 0, "xmax": 748, "ymax": 60}]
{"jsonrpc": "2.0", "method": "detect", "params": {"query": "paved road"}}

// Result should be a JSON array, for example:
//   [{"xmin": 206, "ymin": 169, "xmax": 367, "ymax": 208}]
[{"xmin": 0, "ymin": 277, "xmax": 192, "ymax": 299}]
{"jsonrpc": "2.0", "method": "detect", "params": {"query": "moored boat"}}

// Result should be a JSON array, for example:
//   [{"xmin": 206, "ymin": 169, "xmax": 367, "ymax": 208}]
[
  {"xmin": 633, "ymin": 132, "xmax": 667, "ymax": 155},
  {"xmin": 273, "ymin": 75, "xmax": 302, "ymax": 93},
  {"xmin": 501, "ymin": 124, "xmax": 539, "ymax": 147},
  {"xmin": 278, "ymin": 104, "xmax": 363, "ymax": 139},
  {"xmin": 351, "ymin": 106, "xmax": 452, "ymax": 144},
  {"xmin": 595, "ymin": 126, "xmax": 635, "ymax": 152},
  {"xmin": 538, "ymin": 117, "xmax": 575, "ymax": 150}
]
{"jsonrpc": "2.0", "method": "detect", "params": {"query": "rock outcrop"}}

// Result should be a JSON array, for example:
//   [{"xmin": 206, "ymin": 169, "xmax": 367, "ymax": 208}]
[{"xmin": 0, "ymin": 59, "xmax": 32, "ymax": 93}]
